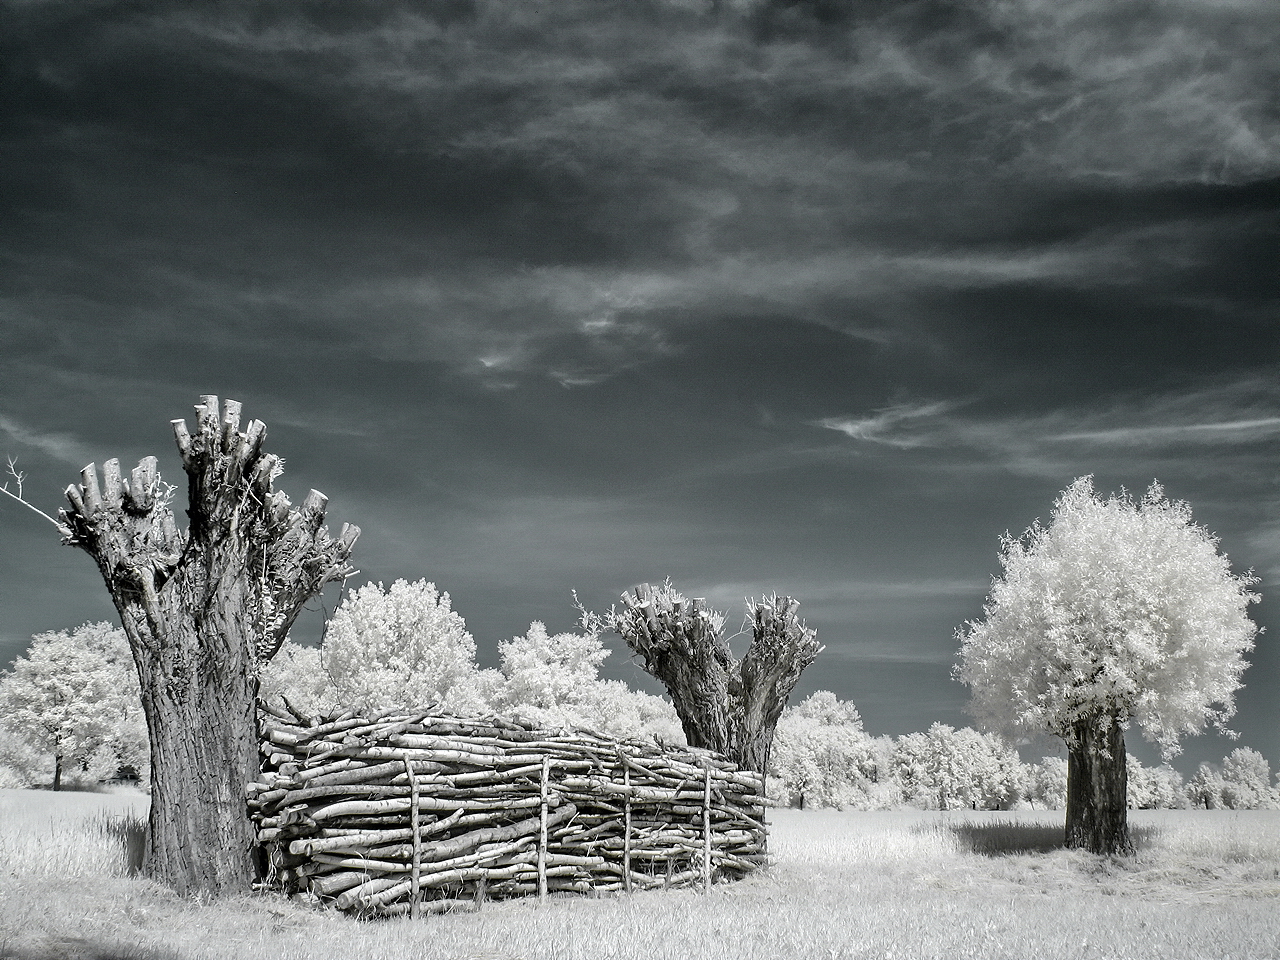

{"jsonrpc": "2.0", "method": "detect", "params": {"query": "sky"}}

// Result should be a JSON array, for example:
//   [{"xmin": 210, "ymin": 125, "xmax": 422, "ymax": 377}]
[{"xmin": 1, "ymin": 0, "xmax": 1278, "ymax": 776}]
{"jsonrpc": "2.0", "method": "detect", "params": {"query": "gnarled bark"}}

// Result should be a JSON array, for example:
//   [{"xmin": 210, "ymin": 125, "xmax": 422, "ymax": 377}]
[
  {"xmin": 599, "ymin": 583, "xmax": 821, "ymax": 774},
  {"xmin": 1065, "ymin": 708, "xmax": 1134, "ymax": 856},
  {"xmin": 59, "ymin": 395, "xmax": 358, "ymax": 896}
]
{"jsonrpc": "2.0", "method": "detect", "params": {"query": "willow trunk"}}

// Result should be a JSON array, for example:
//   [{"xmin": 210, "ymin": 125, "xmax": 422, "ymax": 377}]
[{"xmin": 1065, "ymin": 709, "xmax": 1133, "ymax": 856}]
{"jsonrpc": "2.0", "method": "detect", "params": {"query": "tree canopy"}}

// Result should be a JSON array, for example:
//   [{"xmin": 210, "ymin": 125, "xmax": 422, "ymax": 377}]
[
  {"xmin": 321, "ymin": 578, "xmax": 499, "ymax": 716},
  {"xmin": 956, "ymin": 476, "xmax": 1260, "ymax": 758},
  {"xmin": 0, "ymin": 621, "xmax": 146, "ymax": 789}
]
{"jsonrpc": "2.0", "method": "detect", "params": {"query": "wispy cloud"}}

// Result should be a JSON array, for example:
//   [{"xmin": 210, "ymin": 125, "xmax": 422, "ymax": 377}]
[
  {"xmin": 814, "ymin": 401, "xmax": 960, "ymax": 448},
  {"xmin": 1246, "ymin": 519, "xmax": 1280, "ymax": 585},
  {"xmin": 0, "ymin": 412, "xmax": 93, "ymax": 468},
  {"xmin": 813, "ymin": 378, "xmax": 1280, "ymax": 478},
  {"xmin": 1050, "ymin": 417, "xmax": 1280, "ymax": 446}
]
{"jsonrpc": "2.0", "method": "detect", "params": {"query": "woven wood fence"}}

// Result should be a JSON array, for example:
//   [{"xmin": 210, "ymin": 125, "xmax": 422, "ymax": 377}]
[{"xmin": 249, "ymin": 701, "xmax": 769, "ymax": 917}]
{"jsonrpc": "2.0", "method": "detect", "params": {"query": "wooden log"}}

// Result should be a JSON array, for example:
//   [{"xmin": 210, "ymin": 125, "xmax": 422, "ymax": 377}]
[
  {"xmin": 308, "ymin": 870, "xmax": 375, "ymax": 897},
  {"xmin": 373, "ymin": 897, "xmax": 476, "ymax": 917},
  {"xmin": 249, "ymin": 704, "xmax": 769, "ymax": 914},
  {"xmin": 379, "ymin": 803, "xmax": 577, "ymax": 864},
  {"xmin": 289, "ymin": 808, "xmax": 469, "ymax": 857},
  {"xmin": 292, "ymin": 712, "xmax": 364, "ymax": 744},
  {"xmin": 310, "ymin": 794, "xmax": 548, "ymax": 821},
  {"xmin": 330, "ymin": 875, "xmax": 406, "ymax": 911}
]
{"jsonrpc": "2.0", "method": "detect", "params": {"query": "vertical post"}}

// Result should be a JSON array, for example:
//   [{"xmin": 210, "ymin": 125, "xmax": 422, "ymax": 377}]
[
  {"xmin": 538, "ymin": 754, "xmax": 550, "ymax": 900},
  {"xmin": 623, "ymin": 760, "xmax": 633, "ymax": 894},
  {"xmin": 702, "ymin": 763, "xmax": 712, "ymax": 892},
  {"xmin": 405, "ymin": 756, "xmax": 421, "ymax": 919},
  {"xmin": 758, "ymin": 770, "xmax": 769, "ymax": 855}
]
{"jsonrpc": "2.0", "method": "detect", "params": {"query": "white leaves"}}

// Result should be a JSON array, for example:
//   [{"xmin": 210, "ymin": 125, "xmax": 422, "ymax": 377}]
[
  {"xmin": 321, "ymin": 579, "xmax": 483, "ymax": 715},
  {"xmin": 268, "ymin": 584, "xmax": 684, "ymax": 743},
  {"xmin": 0, "ymin": 621, "xmax": 147, "ymax": 785},
  {"xmin": 494, "ymin": 620, "xmax": 682, "ymax": 742},
  {"xmin": 893, "ymin": 723, "xmax": 1024, "ymax": 811},
  {"xmin": 957, "ymin": 476, "xmax": 1260, "ymax": 755}
]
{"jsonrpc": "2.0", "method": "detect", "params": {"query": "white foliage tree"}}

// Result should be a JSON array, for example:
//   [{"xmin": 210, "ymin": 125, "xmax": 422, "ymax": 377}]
[
  {"xmin": 769, "ymin": 691, "xmax": 890, "ymax": 809},
  {"xmin": 496, "ymin": 621, "xmax": 682, "ymax": 742},
  {"xmin": 1189, "ymin": 747, "xmax": 1278, "ymax": 810},
  {"xmin": 0, "ymin": 719, "xmax": 55, "ymax": 788},
  {"xmin": 0, "ymin": 621, "xmax": 147, "ymax": 789},
  {"xmin": 580, "ymin": 679, "xmax": 686, "ymax": 744},
  {"xmin": 322, "ymin": 579, "xmax": 500, "ymax": 716},
  {"xmin": 1126, "ymin": 756, "xmax": 1187, "ymax": 810},
  {"xmin": 1026, "ymin": 756, "xmax": 1068, "ymax": 810},
  {"xmin": 893, "ymin": 723, "xmax": 1023, "ymax": 811},
  {"xmin": 499, "ymin": 621, "xmax": 609, "ymax": 717},
  {"xmin": 956, "ymin": 477, "xmax": 1260, "ymax": 854},
  {"xmin": 1220, "ymin": 747, "xmax": 1276, "ymax": 809}
]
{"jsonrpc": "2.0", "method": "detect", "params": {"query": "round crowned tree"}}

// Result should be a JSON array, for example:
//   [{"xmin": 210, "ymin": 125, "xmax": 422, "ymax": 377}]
[{"xmin": 956, "ymin": 477, "xmax": 1259, "ymax": 855}]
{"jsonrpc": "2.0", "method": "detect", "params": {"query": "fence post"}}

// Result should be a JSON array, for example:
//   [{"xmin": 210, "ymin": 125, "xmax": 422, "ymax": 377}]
[
  {"xmin": 702, "ymin": 762, "xmax": 712, "ymax": 892},
  {"xmin": 538, "ymin": 754, "xmax": 550, "ymax": 900},
  {"xmin": 623, "ymin": 759, "xmax": 633, "ymax": 893},
  {"xmin": 404, "ymin": 756, "xmax": 421, "ymax": 919}
]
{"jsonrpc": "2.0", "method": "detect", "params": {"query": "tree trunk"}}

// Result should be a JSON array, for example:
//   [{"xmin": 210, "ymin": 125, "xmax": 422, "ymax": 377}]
[
  {"xmin": 1065, "ymin": 708, "xmax": 1133, "ymax": 856},
  {"xmin": 58, "ymin": 396, "xmax": 358, "ymax": 896},
  {"xmin": 730, "ymin": 595, "xmax": 823, "ymax": 774},
  {"xmin": 140, "ymin": 633, "xmax": 260, "ymax": 894},
  {"xmin": 52, "ymin": 753, "xmax": 62, "ymax": 791}
]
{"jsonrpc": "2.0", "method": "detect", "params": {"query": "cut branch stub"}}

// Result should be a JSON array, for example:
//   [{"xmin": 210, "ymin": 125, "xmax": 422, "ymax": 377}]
[{"xmin": 101, "ymin": 459, "xmax": 123, "ymax": 509}]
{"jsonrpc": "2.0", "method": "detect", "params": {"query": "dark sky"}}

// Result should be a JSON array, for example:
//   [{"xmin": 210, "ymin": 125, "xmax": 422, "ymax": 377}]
[{"xmin": 2, "ymin": 0, "xmax": 1278, "ymax": 775}]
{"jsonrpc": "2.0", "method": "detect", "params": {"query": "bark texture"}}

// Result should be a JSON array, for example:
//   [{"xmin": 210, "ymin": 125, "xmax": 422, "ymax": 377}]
[
  {"xmin": 1065, "ymin": 708, "xmax": 1134, "ymax": 856},
  {"xmin": 603, "ymin": 583, "xmax": 821, "ymax": 773},
  {"xmin": 58, "ymin": 396, "xmax": 358, "ymax": 896}
]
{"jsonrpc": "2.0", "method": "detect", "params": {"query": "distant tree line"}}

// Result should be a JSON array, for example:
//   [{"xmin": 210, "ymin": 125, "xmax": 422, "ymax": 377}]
[
  {"xmin": 3, "ymin": 606, "xmax": 1274, "ymax": 812},
  {"xmin": 767, "ymin": 689, "xmax": 1279, "ymax": 812}
]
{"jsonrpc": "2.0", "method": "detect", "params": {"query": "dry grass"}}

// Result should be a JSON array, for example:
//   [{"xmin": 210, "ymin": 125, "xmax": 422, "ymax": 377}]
[
  {"xmin": 0, "ymin": 787, "xmax": 148, "ymax": 882},
  {"xmin": 2, "ymin": 792, "xmax": 1279, "ymax": 960}
]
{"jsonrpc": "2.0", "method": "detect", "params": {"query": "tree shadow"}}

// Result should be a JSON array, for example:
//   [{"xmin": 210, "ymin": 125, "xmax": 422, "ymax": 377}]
[
  {"xmin": 103, "ymin": 814, "xmax": 148, "ymax": 876},
  {"xmin": 948, "ymin": 819, "xmax": 1161, "ymax": 856},
  {"xmin": 0, "ymin": 938, "xmax": 182, "ymax": 960}
]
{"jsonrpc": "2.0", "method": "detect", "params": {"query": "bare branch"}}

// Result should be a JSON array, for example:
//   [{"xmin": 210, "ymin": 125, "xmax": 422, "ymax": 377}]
[{"xmin": 1, "ymin": 456, "xmax": 64, "ymax": 528}]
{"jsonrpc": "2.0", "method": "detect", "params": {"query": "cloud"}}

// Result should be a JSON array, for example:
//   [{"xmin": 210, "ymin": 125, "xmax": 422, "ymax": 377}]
[
  {"xmin": 0, "ymin": 412, "xmax": 93, "ymax": 468},
  {"xmin": 819, "ymin": 641, "xmax": 957, "ymax": 666},
  {"xmin": 812, "ymin": 377, "xmax": 1280, "ymax": 478},
  {"xmin": 1246, "ymin": 520, "xmax": 1280, "ymax": 585},
  {"xmin": 696, "ymin": 578, "xmax": 987, "ymax": 621},
  {"xmin": 814, "ymin": 401, "xmax": 960, "ymax": 448},
  {"xmin": 1050, "ymin": 417, "xmax": 1280, "ymax": 446}
]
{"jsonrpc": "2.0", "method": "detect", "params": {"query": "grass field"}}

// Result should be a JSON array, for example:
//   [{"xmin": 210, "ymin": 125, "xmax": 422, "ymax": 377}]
[{"xmin": 2, "ymin": 790, "xmax": 1279, "ymax": 960}]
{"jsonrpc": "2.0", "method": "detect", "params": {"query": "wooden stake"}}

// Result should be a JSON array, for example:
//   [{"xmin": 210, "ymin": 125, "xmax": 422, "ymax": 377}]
[
  {"xmin": 405, "ymin": 756, "xmax": 421, "ymax": 919},
  {"xmin": 623, "ymin": 762, "xmax": 633, "ymax": 893},
  {"xmin": 702, "ymin": 762, "xmax": 712, "ymax": 892},
  {"xmin": 538, "ymin": 755, "xmax": 550, "ymax": 900}
]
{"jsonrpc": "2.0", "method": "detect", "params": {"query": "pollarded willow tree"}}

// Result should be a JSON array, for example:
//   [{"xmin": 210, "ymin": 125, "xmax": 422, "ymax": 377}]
[
  {"xmin": 56, "ymin": 396, "xmax": 359, "ymax": 895},
  {"xmin": 586, "ymin": 581, "xmax": 822, "ymax": 773},
  {"xmin": 956, "ymin": 477, "xmax": 1259, "ymax": 855}
]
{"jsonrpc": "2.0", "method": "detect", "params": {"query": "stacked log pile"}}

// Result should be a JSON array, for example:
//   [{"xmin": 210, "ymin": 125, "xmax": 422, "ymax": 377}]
[{"xmin": 250, "ymin": 702, "xmax": 768, "ymax": 917}]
